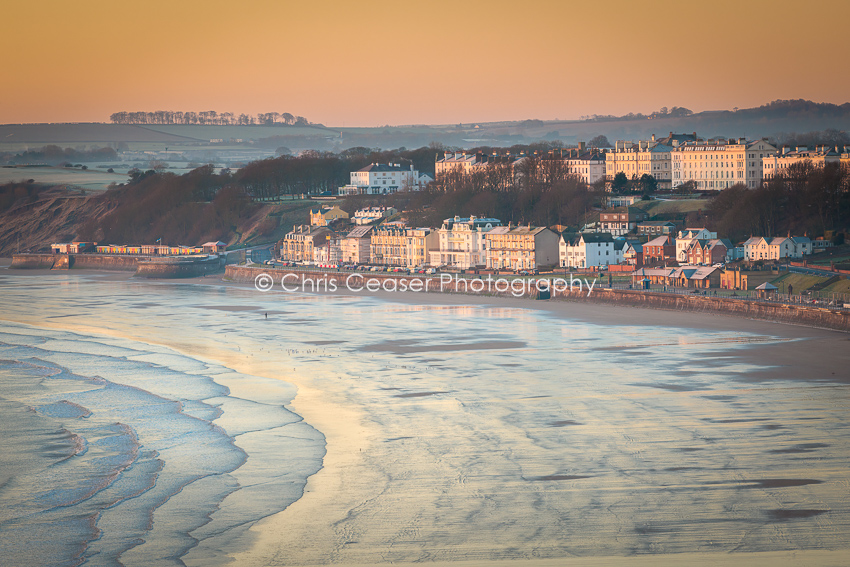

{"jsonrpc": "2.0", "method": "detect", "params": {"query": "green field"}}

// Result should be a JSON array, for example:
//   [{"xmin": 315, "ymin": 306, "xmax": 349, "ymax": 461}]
[
  {"xmin": 770, "ymin": 272, "xmax": 830, "ymax": 293},
  {"xmin": 141, "ymin": 124, "xmax": 340, "ymax": 141},
  {"xmin": 635, "ymin": 198, "xmax": 710, "ymax": 216},
  {"xmin": 822, "ymin": 278, "xmax": 850, "ymax": 294},
  {"xmin": 0, "ymin": 166, "xmax": 128, "ymax": 191}
]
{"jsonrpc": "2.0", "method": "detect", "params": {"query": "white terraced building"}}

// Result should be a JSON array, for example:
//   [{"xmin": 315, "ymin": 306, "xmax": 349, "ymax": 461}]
[
  {"xmin": 429, "ymin": 216, "xmax": 502, "ymax": 269},
  {"xmin": 339, "ymin": 163, "xmax": 432, "ymax": 196},
  {"xmin": 743, "ymin": 236, "xmax": 812, "ymax": 261},
  {"xmin": 559, "ymin": 233, "xmax": 625, "ymax": 268}
]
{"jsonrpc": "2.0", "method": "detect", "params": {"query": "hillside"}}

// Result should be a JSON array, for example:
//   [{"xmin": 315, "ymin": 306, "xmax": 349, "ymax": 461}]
[{"xmin": 0, "ymin": 183, "xmax": 320, "ymax": 257}]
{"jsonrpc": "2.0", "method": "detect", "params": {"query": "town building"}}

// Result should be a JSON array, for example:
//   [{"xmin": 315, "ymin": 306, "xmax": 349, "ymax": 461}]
[
  {"xmin": 434, "ymin": 152, "xmax": 524, "ymax": 179},
  {"xmin": 668, "ymin": 265, "xmax": 721, "ymax": 288},
  {"xmin": 484, "ymin": 226, "xmax": 560, "ymax": 270},
  {"xmin": 370, "ymin": 224, "xmax": 438, "ymax": 267},
  {"xmin": 370, "ymin": 224, "xmax": 408, "ymax": 266},
  {"xmin": 560, "ymin": 233, "xmax": 624, "ymax": 268},
  {"xmin": 309, "ymin": 206, "xmax": 349, "ymax": 227},
  {"xmin": 405, "ymin": 228, "xmax": 439, "ymax": 268},
  {"xmin": 642, "ymin": 235, "xmax": 676, "ymax": 265},
  {"xmin": 762, "ymin": 146, "xmax": 841, "ymax": 178},
  {"xmin": 340, "ymin": 226, "xmax": 373, "ymax": 264},
  {"xmin": 598, "ymin": 207, "xmax": 648, "ymax": 236},
  {"xmin": 671, "ymin": 138, "xmax": 777, "ymax": 190},
  {"xmin": 313, "ymin": 234, "xmax": 342, "ymax": 265},
  {"xmin": 51, "ymin": 242, "xmax": 97, "ymax": 254},
  {"xmin": 637, "ymin": 220, "xmax": 677, "ymax": 236},
  {"xmin": 202, "ymin": 241, "xmax": 227, "ymax": 254},
  {"xmin": 685, "ymin": 238, "xmax": 732, "ymax": 265},
  {"xmin": 622, "ymin": 242, "xmax": 644, "ymax": 267},
  {"xmin": 743, "ymin": 236, "xmax": 813, "ymax": 261},
  {"xmin": 675, "ymin": 228, "xmax": 717, "ymax": 262},
  {"xmin": 606, "ymin": 194, "xmax": 641, "ymax": 208},
  {"xmin": 430, "ymin": 216, "xmax": 502, "ymax": 269},
  {"xmin": 278, "ymin": 225, "xmax": 332, "ymax": 262},
  {"xmin": 339, "ymin": 163, "xmax": 431, "ymax": 196},
  {"xmin": 631, "ymin": 265, "xmax": 720, "ymax": 289},
  {"xmin": 353, "ymin": 206, "xmax": 396, "ymax": 225},
  {"xmin": 541, "ymin": 143, "xmax": 606, "ymax": 186},
  {"xmin": 605, "ymin": 133, "xmax": 698, "ymax": 190},
  {"xmin": 94, "ymin": 244, "xmax": 204, "ymax": 256}
]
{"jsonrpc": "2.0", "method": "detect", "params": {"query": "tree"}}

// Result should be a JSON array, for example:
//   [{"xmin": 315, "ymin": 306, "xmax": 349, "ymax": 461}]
[
  {"xmin": 589, "ymin": 135, "xmax": 611, "ymax": 148},
  {"xmin": 611, "ymin": 172, "xmax": 629, "ymax": 194},
  {"xmin": 639, "ymin": 174, "xmax": 657, "ymax": 196}
]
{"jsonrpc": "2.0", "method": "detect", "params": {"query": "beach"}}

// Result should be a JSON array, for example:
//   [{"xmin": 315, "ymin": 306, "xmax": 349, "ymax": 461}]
[{"xmin": 1, "ymin": 265, "xmax": 849, "ymax": 566}]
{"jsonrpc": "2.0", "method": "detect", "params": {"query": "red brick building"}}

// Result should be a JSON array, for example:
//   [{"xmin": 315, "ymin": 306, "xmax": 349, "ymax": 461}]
[
  {"xmin": 685, "ymin": 239, "xmax": 730, "ymax": 265},
  {"xmin": 642, "ymin": 235, "xmax": 675, "ymax": 264}
]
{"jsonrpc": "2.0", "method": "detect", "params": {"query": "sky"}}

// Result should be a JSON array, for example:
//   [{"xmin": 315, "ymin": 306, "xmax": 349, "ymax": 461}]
[{"xmin": 2, "ymin": 0, "xmax": 849, "ymax": 127}]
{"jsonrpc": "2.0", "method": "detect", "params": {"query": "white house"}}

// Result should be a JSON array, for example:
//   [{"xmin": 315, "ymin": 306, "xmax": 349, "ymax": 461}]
[
  {"xmin": 429, "ymin": 215, "xmax": 502, "ymax": 269},
  {"xmin": 743, "ymin": 236, "xmax": 812, "ymax": 261},
  {"xmin": 560, "ymin": 233, "xmax": 624, "ymax": 268},
  {"xmin": 339, "ymin": 163, "xmax": 431, "ymax": 196},
  {"xmin": 353, "ymin": 206, "xmax": 396, "ymax": 225}
]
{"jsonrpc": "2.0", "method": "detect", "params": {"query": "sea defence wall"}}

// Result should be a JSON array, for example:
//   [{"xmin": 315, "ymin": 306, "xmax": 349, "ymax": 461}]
[
  {"xmin": 10, "ymin": 253, "xmax": 224, "ymax": 278},
  {"xmin": 11, "ymin": 253, "xmax": 139, "ymax": 271},
  {"xmin": 224, "ymin": 265, "xmax": 850, "ymax": 333},
  {"xmin": 551, "ymin": 287, "xmax": 850, "ymax": 333},
  {"xmin": 135, "ymin": 255, "xmax": 225, "ymax": 278}
]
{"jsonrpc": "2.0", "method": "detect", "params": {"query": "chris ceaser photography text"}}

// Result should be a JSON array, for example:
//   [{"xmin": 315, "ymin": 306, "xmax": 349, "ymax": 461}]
[{"xmin": 254, "ymin": 272, "xmax": 598, "ymax": 297}]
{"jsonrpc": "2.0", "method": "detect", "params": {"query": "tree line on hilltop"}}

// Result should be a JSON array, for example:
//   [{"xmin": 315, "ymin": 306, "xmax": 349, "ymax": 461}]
[{"xmin": 109, "ymin": 111, "xmax": 314, "ymax": 126}]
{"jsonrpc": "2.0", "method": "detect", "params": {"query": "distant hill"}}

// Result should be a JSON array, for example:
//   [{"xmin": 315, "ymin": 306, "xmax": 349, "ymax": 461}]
[{"xmin": 2, "ymin": 100, "xmax": 848, "ymax": 151}]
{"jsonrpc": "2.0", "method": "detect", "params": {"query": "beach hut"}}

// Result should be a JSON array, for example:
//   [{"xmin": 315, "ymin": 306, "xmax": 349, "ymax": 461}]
[{"xmin": 755, "ymin": 282, "xmax": 778, "ymax": 299}]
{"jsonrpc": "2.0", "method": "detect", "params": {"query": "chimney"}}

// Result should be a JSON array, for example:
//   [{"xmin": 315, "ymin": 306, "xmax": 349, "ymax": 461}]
[
  {"xmin": 651, "ymin": 134, "xmax": 656, "ymax": 142},
  {"xmin": 578, "ymin": 141, "xmax": 585, "ymax": 152}
]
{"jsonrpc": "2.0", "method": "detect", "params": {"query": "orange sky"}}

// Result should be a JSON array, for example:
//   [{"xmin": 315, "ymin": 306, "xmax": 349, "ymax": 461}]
[{"xmin": 2, "ymin": 0, "xmax": 848, "ymax": 126}]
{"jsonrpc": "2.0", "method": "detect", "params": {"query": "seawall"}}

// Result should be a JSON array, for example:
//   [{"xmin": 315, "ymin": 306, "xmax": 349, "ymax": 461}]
[
  {"xmin": 11, "ymin": 253, "xmax": 225, "ymax": 278},
  {"xmin": 135, "ymin": 255, "xmax": 225, "ymax": 278},
  {"xmin": 11, "ymin": 253, "xmax": 139, "ymax": 271},
  {"xmin": 224, "ymin": 266, "xmax": 850, "ymax": 333}
]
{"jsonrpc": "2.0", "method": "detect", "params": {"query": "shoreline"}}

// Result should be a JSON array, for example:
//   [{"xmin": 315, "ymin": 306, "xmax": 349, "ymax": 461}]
[
  {"xmin": 4, "ymin": 259, "xmax": 847, "ymax": 335},
  {"xmin": 2, "ymin": 266, "xmax": 849, "ymax": 566}
]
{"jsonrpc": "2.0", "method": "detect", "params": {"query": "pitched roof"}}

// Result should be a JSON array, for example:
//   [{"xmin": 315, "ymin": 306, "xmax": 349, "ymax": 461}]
[
  {"xmin": 645, "ymin": 235, "xmax": 671, "ymax": 247},
  {"xmin": 345, "ymin": 226, "xmax": 373, "ymax": 239},
  {"xmin": 632, "ymin": 267, "xmax": 674, "ymax": 277},
  {"xmin": 579, "ymin": 233, "xmax": 615, "ymax": 244},
  {"xmin": 356, "ymin": 163, "xmax": 411, "ymax": 172}
]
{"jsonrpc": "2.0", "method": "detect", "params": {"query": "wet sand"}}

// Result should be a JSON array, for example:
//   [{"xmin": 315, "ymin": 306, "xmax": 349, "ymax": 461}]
[{"xmin": 3, "ymin": 265, "xmax": 850, "ymax": 566}]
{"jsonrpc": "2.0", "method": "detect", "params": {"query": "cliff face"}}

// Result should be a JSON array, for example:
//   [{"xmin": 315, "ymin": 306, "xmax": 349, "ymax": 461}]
[
  {"xmin": 0, "ymin": 192, "xmax": 115, "ymax": 257},
  {"xmin": 0, "ymin": 185, "xmax": 311, "ymax": 258}
]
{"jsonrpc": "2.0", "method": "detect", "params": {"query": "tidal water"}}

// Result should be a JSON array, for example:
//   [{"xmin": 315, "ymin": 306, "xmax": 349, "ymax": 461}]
[
  {"xmin": 0, "ymin": 275, "xmax": 324, "ymax": 566},
  {"xmin": 1, "ymin": 270, "xmax": 849, "ymax": 565}
]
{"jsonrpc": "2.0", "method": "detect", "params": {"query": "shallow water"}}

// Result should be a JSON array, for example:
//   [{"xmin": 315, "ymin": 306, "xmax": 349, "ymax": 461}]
[{"xmin": 0, "ymin": 271, "xmax": 849, "ymax": 565}]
